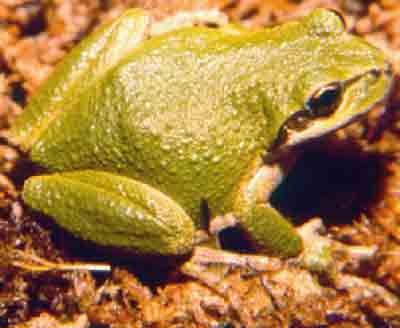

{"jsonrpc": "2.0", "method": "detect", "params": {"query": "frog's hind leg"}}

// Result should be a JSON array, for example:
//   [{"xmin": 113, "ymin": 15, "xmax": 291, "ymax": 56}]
[{"xmin": 22, "ymin": 170, "xmax": 196, "ymax": 256}]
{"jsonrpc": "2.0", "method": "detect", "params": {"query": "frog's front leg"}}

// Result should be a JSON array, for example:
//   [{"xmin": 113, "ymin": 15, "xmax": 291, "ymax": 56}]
[
  {"xmin": 22, "ymin": 170, "xmax": 195, "ymax": 256},
  {"xmin": 233, "ymin": 161, "xmax": 303, "ymax": 258}
]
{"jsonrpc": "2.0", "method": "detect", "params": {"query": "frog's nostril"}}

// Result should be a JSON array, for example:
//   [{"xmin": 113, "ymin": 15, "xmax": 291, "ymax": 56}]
[
  {"xmin": 369, "ymin": 68, "xmax": 381, "ymax": 79},
  {"xmin": 384, "ymin": 61, "xmax": 394, "ymax": 77}
]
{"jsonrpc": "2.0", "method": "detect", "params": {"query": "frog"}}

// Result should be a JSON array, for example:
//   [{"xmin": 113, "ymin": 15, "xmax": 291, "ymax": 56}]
[{"xmin": 8, "ymin": 8, "xmax": 392, "ymax": 261}]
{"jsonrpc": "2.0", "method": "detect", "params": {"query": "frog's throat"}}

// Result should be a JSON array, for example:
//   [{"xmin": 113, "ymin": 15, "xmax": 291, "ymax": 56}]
[{"xmin": 266, "ymin": 63, "xmax": 394, "ymax": 160}]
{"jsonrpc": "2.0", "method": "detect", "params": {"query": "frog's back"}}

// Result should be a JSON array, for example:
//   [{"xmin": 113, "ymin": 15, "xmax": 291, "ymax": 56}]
[{"xmin": 30, "ymin": 28, "xmax": 278, "ymax": 223}]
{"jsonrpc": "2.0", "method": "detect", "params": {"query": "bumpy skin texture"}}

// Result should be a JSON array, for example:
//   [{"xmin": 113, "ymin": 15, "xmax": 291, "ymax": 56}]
[
  {"xmin": 10, "ymin": 9, "xmax": 151, "ymax": 150},
  {"xmin": 11, "ymin": 8, "xmax": 392, "ymax": 256},
  {"xmin": 23, "ymin": 171, "xmax": 194, "ymax": 255}
]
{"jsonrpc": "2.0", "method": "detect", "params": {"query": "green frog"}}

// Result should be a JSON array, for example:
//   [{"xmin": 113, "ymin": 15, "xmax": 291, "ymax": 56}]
[{"xmin": 9, "ymin": 8, "xmax": 392, "ymax": 259}]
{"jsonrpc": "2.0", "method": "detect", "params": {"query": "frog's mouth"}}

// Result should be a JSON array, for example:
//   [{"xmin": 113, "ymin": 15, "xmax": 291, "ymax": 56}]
[{"xmin": 266, "ymin": 63, "xmax": 394, "ymax": 161}]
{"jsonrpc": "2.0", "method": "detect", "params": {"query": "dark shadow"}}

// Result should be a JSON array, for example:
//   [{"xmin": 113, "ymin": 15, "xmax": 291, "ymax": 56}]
[
  {"xmin": 270, "ymin": 137, "xmax": 390, "ymax": 227},
  {"xmin": 218, "ymin": 226, "xmax": 254, "ymax": 252},
  {"xmin": 10, "ymin": 82, "xmax": 27, "ymax": 107},
  {"xmin": 21, "ymin": 6, "xmax": 47, "ymax": 36},
  {"xmin": 7, "ymin": 154, "xmax": 43, "ymax": 189}
]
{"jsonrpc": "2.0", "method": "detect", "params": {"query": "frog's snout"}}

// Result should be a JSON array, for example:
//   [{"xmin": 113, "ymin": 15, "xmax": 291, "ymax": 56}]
[
  {"xmin": 374, "ymin": 60, "xmax": 394, "ymax": 85},
  {"xmin": 384, "ymin": 60, "xmax": 394, "ymax": 78},
  {"xmin": 382, "ymin": 61, "xmax": 395, "ymax": 94},
  {"xmin": 373, "ymin": 60, "xmax": 395, "ymax": 103}
]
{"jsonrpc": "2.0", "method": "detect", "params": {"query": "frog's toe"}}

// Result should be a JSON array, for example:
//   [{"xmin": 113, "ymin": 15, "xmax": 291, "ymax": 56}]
[
  {"xmin": 295, "ymin": 218, "xmax": 334, "ymax": 273},
  {"xmin": 182, "ymin": 246, "xmax": 283, "ymax": 279},
  {"xmin": 296, "ymin": 218, "xmax": 377, "ymax": 274}
]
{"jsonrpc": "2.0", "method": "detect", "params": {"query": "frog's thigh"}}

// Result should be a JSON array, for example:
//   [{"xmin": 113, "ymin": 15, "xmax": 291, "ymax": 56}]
[
  {"xmin": 9, "ymin": 8, "xmax": 152, "ymax": 150},
  {"xmin": 22, "ymin": 170, "xmax": 195, "ymax": 256},
  {"xmin": 234, "ymin": 164, "xmax": 303, "ymax": 257}
]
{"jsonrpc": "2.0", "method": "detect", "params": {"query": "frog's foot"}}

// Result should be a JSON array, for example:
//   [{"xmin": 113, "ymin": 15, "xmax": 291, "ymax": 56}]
[
  {"xmin": 181, "ymin": 247, "xmax": 282, "ymax": 300},
  {"xmin": 303, "ymin": 221, "xmax": 398, "ymax": 306},
  {"xmin": 295, "ymin": 218, "xmax": 377, "ymax": 275},
  {"xmin": 294, "ymin": 218, "xmax": 333, "ymax": 273},
  {"xmin": 150, "ymin": 9, "xmax": 229, "ymax": 36},
  {"xmin": 183, "ymin": 246, "xmax": 283, "ymax": 275},
  {"xmin": 184, "ymin": 212, "xmax": 282, "ymax": 280}
]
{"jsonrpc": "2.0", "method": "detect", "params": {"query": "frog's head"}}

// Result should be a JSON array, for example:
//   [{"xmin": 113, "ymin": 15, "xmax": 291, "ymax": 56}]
[{"xmin": 267, "ymin": 8, "xmax": 393, "ymax": 155}]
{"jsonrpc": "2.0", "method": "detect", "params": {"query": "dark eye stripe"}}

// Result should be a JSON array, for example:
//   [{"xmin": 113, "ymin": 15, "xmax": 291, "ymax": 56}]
[
  {"xmin": 285, "ymin": 110, "xmax": 311, "ymax": 130},
  {"xmin": 269, "ymin": 82, "xmax": 344, "ymax": 153}
]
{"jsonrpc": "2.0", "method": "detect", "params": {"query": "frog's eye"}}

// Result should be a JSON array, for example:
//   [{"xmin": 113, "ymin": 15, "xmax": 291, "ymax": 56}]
[{"xmin": 306, "ymin": 83, "xmax": 343, "ymax": 117}]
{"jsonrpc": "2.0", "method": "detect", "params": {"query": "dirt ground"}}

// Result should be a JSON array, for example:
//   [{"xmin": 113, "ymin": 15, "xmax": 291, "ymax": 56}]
[{"xmin": 1, "ymin": 0, "xmax": 400, "ymax": 327}]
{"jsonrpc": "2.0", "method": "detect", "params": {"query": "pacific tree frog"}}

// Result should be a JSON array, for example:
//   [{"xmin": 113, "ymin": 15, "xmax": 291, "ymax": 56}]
[{"xmin": 9, "ymin": 8, "xmax": 393, "ymax": 260}]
